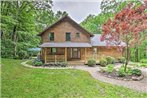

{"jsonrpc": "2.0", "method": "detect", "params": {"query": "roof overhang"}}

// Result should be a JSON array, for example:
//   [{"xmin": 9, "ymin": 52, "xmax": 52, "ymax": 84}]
[{"xmin": 40, "ymin": 42, "xmax": 92, "ymax": 47}]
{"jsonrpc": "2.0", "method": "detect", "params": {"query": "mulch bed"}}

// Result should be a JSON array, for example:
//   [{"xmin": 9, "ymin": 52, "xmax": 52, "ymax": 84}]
[{"xmin": 99, "ymin": 70, "xmax": 144, "ymax": 81}]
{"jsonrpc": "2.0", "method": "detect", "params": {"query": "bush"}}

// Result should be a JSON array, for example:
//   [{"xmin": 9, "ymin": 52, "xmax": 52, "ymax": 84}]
[
  {"xmin": 34, "ymin": 61, "xmax": 43, "ymax": 66},
  {"xmin": 118, "ymin": 57, "xmax": 126, "ymax": 63},
  {"xmin": 43, "ymin": 62, "xmax": 68, "ymax": 67},
  {"xmin": 99, "ymin": 59, "xmax": 107, "ymax": 67},
  {"xmin": 87, "ymin": 59, "xmax": 96, "ymax": 67},
  {"xmin": 33, "ymin": 59, "xmax": 43, "ymax": 66},
  {"xmin": 140, "ymin": 59, "xmax": 147, "ymax": 63},
  {"xmin": 106, "ymin": 56, "xmax": 115, "ymax": 64},
  {"xmin": 60, "ymin": 62, "xmax": 68, "ymax": 67},
  {"xmin": 106, "ymin": 64, "xmax": 114, "ymax": 73},
  {"xmin": 117, "ymin": 66, "xmax": 126, "ymax": 77},
  {"xmin": 127, "ymin": 67, "xmax": 133, "ymax": 75},
  {"xmin": 18, "ymin": 50, "xmax": 29, "ymax": 59},
  {"xmin": 132, "ymin": 69, "xmax": 142, "ymax": 76}
]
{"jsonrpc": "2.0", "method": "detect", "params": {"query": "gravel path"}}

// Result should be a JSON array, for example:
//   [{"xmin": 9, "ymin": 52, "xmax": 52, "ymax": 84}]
[
  {"xmin": 21, "ymin": 61, "xmax": 147, "ymax": 92},
  {"xmin": 74, "ymin": 66, "xmax": 147, "ymax": 93}
]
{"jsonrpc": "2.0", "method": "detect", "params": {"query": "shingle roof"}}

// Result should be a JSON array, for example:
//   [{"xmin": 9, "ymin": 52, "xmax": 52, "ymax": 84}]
[
  {"xmin": 40, "ymin": 42, "xmax": 92, "ymax": 47},
  {"xmin": 91, "ymin": 34, "xmax": 126, "ymax": 46}
]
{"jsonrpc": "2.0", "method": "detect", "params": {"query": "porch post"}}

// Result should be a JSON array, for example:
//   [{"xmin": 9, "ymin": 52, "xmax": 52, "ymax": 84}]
[
  {"xmin": 55, "ymin": 55, "xmax": 57, "ymax": 63},
  {"xmin": 85, "ymin": 48, "xmax": 87, "ymax": 63},
  {"xmin": 45, "ymin": 48, "xmax": 47, "ymax": 63},
  {"xmin": 65, "ymin": 47, "xmax": 67, "ymax": 62}
]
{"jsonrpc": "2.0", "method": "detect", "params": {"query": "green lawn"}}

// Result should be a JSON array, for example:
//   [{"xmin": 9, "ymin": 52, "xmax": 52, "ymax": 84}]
[{"xmin": 1, "ymin": 59, "xmax": 147, "ymax": 98}]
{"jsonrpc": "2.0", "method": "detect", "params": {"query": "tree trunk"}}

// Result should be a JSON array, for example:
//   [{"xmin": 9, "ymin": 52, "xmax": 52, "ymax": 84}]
[
  {"xmin": 12, "ymin": 25, "xmax": 17, "ymax": 57},
  {"xmin": 135, "ymin": 47, "xmax": 139, "ymax": 62},
  {"xmin": 124, "ymin": 44, "xmax": 129, "ymax": 72}
]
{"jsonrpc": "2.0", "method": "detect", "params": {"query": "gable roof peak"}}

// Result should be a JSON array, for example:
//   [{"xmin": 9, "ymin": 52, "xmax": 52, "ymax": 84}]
[{"xmin": 37, "ymin": 15, "xmax": 93, "ymax": 37}]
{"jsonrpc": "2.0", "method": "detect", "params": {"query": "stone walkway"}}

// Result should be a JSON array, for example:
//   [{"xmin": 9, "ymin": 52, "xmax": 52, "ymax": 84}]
[{"xmin": 21, "ymin": 61, "xmax": 147, "ymax": 93}]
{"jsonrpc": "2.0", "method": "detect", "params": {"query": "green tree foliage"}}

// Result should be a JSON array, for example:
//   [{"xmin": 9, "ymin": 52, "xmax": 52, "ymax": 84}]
[
  {"xmin": 81, "ymin": 0, "xmax": 122, "ymax": 33},
  {"xmin": 81, "ymin": 0, "xmax": 146, "ymax": 62},
  {"xmin": 80, "ymin": 13, "xmax": 114, "ymax": 33},
  {"xmin": 1, "ymin": 0, "xmax": 67, "ymax": 59},
  {"xmin": 81, "ymin": 0, "xmax": 142, "ymax": 34},
  {"xmin": 100, "ymin": 0, "xmax": 121, "ymax": 14}
]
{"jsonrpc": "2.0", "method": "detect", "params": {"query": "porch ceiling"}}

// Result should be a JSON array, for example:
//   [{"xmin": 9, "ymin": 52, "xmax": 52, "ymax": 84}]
[{"xmin": 40, "ymin": 42, "xmax": 92, "ymax": 47}]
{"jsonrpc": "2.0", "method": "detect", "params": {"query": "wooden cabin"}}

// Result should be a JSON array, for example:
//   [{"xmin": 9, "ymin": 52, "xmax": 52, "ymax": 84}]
[{"xmin": 38, "ymin": 15, "xmax": 124, "ymax": 63}]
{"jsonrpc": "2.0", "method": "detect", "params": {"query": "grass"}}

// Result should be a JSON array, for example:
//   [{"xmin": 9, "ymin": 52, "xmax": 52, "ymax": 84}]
[
  {"xmin": 26, "ymin": 60, "xmax": 33, "ymax": 65},
  {"xmin": 129, "ymin": 61, "xmax": 147, "ymax": 68},
  {"xmin": 1, "ymin": 59, "xmax": 147, "ymax": 98}
]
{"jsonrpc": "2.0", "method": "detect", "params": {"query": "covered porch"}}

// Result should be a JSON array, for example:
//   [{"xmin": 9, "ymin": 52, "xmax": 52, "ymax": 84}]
[
  {"xmin": 41, "ymin": 47, "xmax": 88, "ymax": 63},
  {"xmin": 40, "ymin": 42, "xmax": 92, "ymax": 64}
]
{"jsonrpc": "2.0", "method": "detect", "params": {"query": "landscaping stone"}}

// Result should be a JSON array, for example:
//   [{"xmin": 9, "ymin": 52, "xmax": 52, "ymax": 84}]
[{"xmin": 132, "ymin": 75, "xmax": 144, "ymax": 81}]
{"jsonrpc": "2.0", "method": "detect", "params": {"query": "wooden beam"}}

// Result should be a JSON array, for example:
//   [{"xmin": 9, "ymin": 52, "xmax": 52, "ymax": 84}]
[
  {"xmin": 65, "ymin": 48, "xmax": 67, "ymax": 62},
  {"xmin": 85, "ymin": 48, "xmax": 87, "ymax": 63},
  {"xmin": 55, "ymin": 55, "xmax": 56, "ymax": 63},
  {"xmin": 45, "ymin": 48, "xmax": 47, "ymax": 63}
]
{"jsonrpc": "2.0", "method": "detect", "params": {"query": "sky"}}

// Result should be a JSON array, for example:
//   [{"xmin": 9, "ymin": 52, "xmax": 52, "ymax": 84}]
[{"xmin": 52, "ymin": 0, "xmax": 102, "ymax": 23}]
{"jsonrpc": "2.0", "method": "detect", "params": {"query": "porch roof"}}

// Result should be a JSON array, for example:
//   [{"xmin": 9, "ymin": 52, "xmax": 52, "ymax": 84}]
[{"xmin": 40, "ymin": 42, "xmax": 92, "ymax": 47}]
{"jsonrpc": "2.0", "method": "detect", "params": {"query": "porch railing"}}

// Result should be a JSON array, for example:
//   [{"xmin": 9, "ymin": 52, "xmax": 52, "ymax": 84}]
[{"xmin": 46, "ymin": 55, "xmax": 65, "ymax": 63}]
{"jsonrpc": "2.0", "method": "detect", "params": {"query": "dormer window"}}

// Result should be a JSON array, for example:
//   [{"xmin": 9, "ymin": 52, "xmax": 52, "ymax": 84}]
[
  {"xmin": 66, "ymin": 32, "xmax": 71, "ymax": 41},
  {"xmin": 49, "ymin": 33, "xmax": 54, "ymax": 41},
  {"xmin": 76, "ymin": 32, "xmax": 80, "ymax": 38}
]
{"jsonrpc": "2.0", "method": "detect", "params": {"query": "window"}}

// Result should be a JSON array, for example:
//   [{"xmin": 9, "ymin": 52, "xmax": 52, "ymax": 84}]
[
  {"xmin": 49, "ymin": 33, "xmax": 54, "ymax": 41},
  {"xmin": 51, "ymin": 48, "xmax": 56, "ymax": 53},
  {"xmin": 76, "ymin": 32, "xmax": 80, "ymax": 38},
  {"xmin": 66, "ymin": 32, "xmax": 71, "ymax": 41}
]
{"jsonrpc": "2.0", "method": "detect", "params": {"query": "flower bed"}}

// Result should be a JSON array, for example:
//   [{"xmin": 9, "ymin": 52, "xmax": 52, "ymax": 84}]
[
  {"xmin": 26, "ymin": 59, "xmax": 68, "ymax": 67},
  {"xmin": 99, "ymin": 65, "xmax": 144, "ymax": 81}
]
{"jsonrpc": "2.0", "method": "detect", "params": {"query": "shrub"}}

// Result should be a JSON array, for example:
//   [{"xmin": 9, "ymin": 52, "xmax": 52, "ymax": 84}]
[
  {"xmin": 106, "ymin": 56, "xmax": 115, "ymax": 64},
  {"xmin": 33, "ymin": 59, "xmax": 43, "ymax": 66},
  {"xmin": 127, "ymin": 67, "xmax": 133, "ymax": 75},
  {"xmin": 132, "ymin": 69, "xmax": 142, "ymax": 76},
  {"xmin": 106, "ymin": 64, "xmax": 114, "ymax": 73},
  {"xmin": 99, "ymin": 58, "xmax": 107, "ymax": 67},
  {"xmin": 140, "ymin": 59, "xmax": 147, "ymax": 63},
  {"xmin": 117, "ymin": 66, "xmax": 126, "ymax": 77},
  {"xmin": 87, "ymin": 59, "xmax": 96, "ymax": 67},
  {"xmin": 34, "ymin": 61, "xmax": 43, "ymax": 66},
  {"xmin": 60, "ymin": 62, "xmax": 68, "ymax": 67},
  {"xmin": 18, "ymin": 50, "xmax": 28, "ymax": 59},
  {"xmin": 43, "ymin": 62, "xmax": 68, "ymax": 67},
  {"xmin": 118, "ymin": 57, "xmax": 126, "ymax": 63}
]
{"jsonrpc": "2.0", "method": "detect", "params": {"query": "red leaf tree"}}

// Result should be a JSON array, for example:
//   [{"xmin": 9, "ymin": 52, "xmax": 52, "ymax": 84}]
[{"xmin": 101, "ymin": 3, "xmax": 147, "ymax": 72}]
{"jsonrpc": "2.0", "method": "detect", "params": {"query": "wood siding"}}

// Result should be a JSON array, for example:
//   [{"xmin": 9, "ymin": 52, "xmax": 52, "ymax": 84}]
[
  {"xmin": 41, "ymin": 20, "xmax": 90, "ymax": 43},
  {"xmin": 41, "ymin": 47, "xmax": 123, "ymax": 63}
]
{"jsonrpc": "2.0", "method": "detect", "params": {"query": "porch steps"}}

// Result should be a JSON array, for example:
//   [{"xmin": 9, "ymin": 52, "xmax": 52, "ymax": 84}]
[{"xmin": 67, "ymin": 61, "xmax": 85, "ymax": 66}]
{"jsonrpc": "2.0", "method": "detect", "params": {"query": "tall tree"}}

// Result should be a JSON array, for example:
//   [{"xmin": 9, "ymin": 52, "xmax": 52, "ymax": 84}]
[
  {"xmin": 100, "ymin": 0, "xmax": 121, "ymax": 14},
  {"xmin": 1, "ymin": 1, "xmax": 37, "ymax": 57},
  {"xmin": 1, "ymin": 0, "xmax": 68, "ymax": 59},
  {"xmin": 101, "ymin": 3, "xmax": 147, "ymax": 72}
]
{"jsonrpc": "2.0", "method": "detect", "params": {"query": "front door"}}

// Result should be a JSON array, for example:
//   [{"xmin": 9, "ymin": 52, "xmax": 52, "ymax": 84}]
[{"xmin": 71, "ymin": 48, "xmax": 80, "ymax": 59}]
